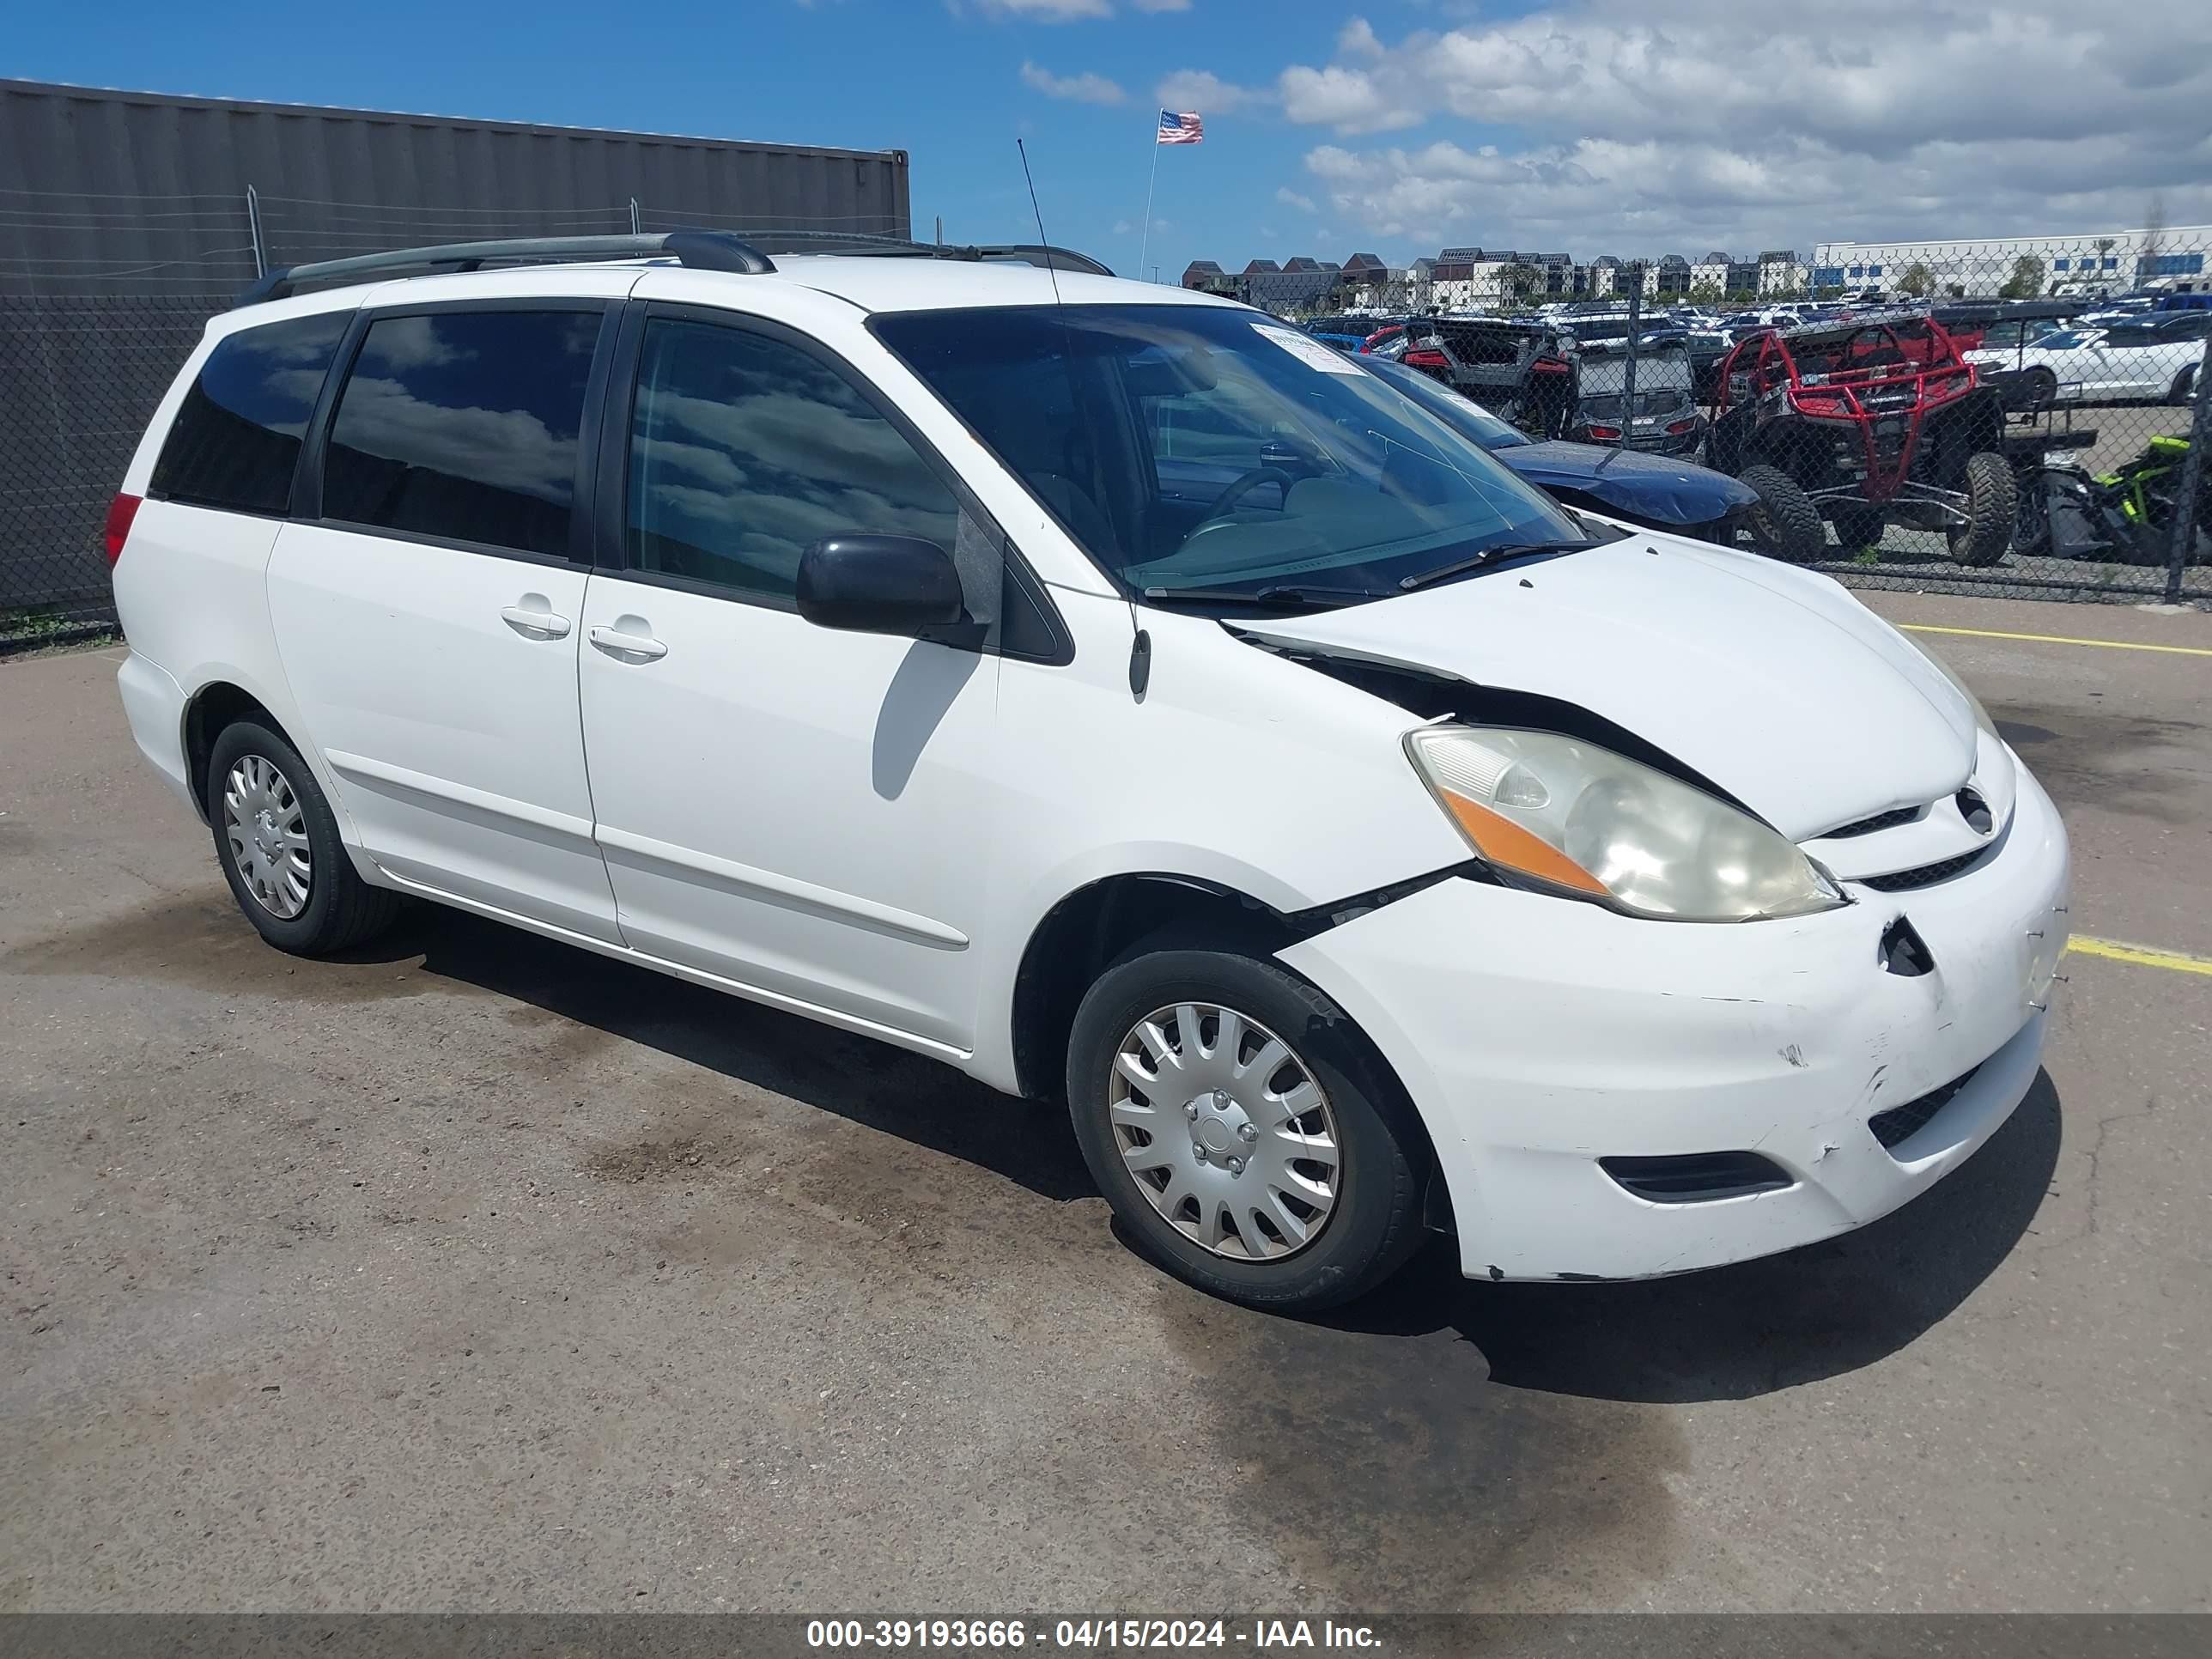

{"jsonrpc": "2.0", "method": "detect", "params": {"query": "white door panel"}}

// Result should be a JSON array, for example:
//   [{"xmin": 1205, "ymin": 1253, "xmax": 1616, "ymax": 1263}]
[
  {"xmin": 578, "ymin": 576, "xmax": 999, "ymax": 1048},
  {"xmin": 268, "ymin": 524, "xmax": 620, "ymax": 939}
]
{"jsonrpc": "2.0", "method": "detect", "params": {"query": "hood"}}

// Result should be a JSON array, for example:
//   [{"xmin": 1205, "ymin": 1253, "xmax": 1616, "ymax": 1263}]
[
  {"xmin": 1502, "ymin": 442, "xmax": 1758, "ymax": 526},
  {"xmin": 1241, "ymin": 536, "xmax": 1978, "ymax": 842}
]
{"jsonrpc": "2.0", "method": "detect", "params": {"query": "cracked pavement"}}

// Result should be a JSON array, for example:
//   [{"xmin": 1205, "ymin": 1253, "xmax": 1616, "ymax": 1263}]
[{"xmin": 2, "ymin": 592, "xmax": 2208, "ymax": 1613}]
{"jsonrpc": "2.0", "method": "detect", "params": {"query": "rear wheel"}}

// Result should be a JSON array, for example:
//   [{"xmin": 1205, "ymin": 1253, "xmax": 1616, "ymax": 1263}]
[
  {"xmin": 1066, "ymin": 945, "xmax": 1428, "ymax": 1312},
  {"xmin": 1948, "ymin": 452, "xmax": 2018, "ymax": 567},
  {"xmin": 1739, "ymin": 464, "xmax": 1826, "ymax": 562},
  {"xmin": 208, "ymin": 720, "xmax": 398, "ymax": 956},
  {"xmin": 2172, "ymin": 367, "xmax": 2197, "ymax": 407},
  {"xmin": 1827, "ymin": 501, "xmax": 1887, "ymax": 555}
]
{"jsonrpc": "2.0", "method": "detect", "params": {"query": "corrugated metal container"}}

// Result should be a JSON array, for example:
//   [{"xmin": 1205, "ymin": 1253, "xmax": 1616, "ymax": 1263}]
[
  {"xmin": 0, "ymin": 78, "xmax": 912, "ymax": 295},
  {"xmin": 0, "ymin": 80, "xmax": 910, "ymax": 638}
]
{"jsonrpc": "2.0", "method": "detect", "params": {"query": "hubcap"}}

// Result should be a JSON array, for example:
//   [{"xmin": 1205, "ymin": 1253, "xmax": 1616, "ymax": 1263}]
[
  {"xmin": 222, "ymin": 754, "xmax": 311, "ymax": 920},
  {"xmin": 1108, "ymin": 1002, "xmax": 1341, "ymax": 1261}
]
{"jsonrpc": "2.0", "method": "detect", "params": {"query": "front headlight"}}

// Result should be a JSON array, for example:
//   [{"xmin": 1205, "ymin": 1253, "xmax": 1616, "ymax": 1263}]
[
  {"xmin": 1406, "ymin": 726, "xmax": 1847, "ymax": 921},
  {"xmin": 1919, "ymin": 647, "xmax": 2001, "ymax": 744}
]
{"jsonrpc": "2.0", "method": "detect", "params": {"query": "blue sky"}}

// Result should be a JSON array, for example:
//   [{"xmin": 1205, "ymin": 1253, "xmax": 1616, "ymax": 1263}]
[{"xmin": 13, "ymin": 1, "xmax": 2210, "ymax": 277}]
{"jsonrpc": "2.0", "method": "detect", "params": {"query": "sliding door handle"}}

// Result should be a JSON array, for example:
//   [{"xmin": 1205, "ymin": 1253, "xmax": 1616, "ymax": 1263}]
[{"xmin": 588, "ymin": 624, "xmax": 668, "ymax": 663}]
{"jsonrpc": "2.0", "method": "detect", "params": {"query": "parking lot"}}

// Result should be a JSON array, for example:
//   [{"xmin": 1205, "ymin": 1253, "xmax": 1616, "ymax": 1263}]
[{"xmin": 3, "ymin": 591, "xmax": 2207, "ymax": 1614}]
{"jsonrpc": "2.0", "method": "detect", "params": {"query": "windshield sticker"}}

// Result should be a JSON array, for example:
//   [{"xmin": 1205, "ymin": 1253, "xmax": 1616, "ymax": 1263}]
[{"xmin": 1253, "ymin": 323, "xmax": 1366, "ymax": 374}]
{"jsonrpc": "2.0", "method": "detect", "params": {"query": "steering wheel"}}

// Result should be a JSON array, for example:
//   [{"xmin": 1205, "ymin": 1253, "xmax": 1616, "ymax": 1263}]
[{"xmin": 1197, "ymin": 465, "xmax": 1297, "ymax": 525}]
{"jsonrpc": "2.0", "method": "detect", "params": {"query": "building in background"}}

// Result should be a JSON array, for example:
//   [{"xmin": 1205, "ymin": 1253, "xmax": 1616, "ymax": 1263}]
[{"xmin": 1811, "ymin": 228, "xmax": 2212, "ymax": 296}]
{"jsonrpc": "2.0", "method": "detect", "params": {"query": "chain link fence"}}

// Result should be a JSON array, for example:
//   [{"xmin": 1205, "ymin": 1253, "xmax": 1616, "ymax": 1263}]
[
  {"xmin": 1709, "ymin": 241, "xmax": 2212, "ymax": 606},
  {"xmin": 1381, "ymin": 238, "xmax": 2212, "ymax": 607},
  {"xmin": 5, "ymin": 206, "xmax": 2209, "ymax": 649}
]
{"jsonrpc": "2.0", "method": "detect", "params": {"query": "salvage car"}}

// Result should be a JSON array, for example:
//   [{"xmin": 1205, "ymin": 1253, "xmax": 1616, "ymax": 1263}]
[
  {"xmin": 1364, "ymin": 356, "xmax": 1753, "ymax": 537},
  {"xmin": 107, "ymin": 232, "xmax": 2069, "ymax": 1312},
  {"xmin": 1710, "ymin": 317, "xmax": 2016, "ymax": 563}
]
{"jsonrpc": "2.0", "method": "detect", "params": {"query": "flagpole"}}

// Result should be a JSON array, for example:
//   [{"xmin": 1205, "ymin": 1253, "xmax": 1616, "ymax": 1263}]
[{"xmin": 1139, "ymin": 120, "xmax": 1161, "ymax": 283}]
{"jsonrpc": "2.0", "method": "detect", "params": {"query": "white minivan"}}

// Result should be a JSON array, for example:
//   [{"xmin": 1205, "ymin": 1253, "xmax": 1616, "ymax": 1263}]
[{"xmin": 109, "ymin": 233, "xmax": 2069, "ymax": 1311}]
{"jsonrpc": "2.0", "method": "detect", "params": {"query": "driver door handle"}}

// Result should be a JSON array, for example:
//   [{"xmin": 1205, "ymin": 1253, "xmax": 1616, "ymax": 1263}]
[
  {"xmin": 500, "ymin": 604, "xmax": 571, "ymax": 640},
  {"xmin": 589, "ymin": 624, "xmax": 668, "ymax": 662}
]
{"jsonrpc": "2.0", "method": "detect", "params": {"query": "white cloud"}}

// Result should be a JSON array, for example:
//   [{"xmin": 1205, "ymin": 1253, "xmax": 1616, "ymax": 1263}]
[
  {"xmin": 1154, "ymin": 69, "xmax": 1267, "ymax": 114},
  {"xmin": 1132, "ymin": 0, "xmax": 1191, "ymax": 10},
  {"xmin": 1277, "ymin": 64, "xmax": 1418, "ymax": 135},
  {"xmin": 1274, "ymin": 185, "xmax": 1317, "ymax": 213},
  {"xmin": 1246, "ymin": 0, "xmax": 2212, "ymax": 247},
  {"xmin": 974, "ymin": 0, "xmax": 1111, "ymax": 20},
  {"xmin": 1020, "ymin": 60, "xmax": 1127, "ymax": 104},
  {"xmin": 1335, "ymin": 16, "xmax": 1384, "ymax": 60}
]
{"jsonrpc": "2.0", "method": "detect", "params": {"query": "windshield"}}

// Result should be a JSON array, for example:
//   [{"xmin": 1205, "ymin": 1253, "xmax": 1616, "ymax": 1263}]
[
  {"xmin": 2036, "ymin": 330, "xmax": 2095, "ymax": 350},
  {"xmin": 1363, "ymin": 357, "xmax": 1530, "ymax": 449},
  {"xmin": 872, "ymin": 302, "xmax": 1584, "ymax": 605}
]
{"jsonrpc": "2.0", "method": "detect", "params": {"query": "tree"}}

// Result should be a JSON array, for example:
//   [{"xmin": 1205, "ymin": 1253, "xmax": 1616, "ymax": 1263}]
[
  {"xmin": 1996, "ymin": 254, "xmax": 2045, "ymax": 299},
  {"xmin": 1899, "ymin": 262, "xmax": 1932, "ymax": 298},
  {"xmin": 1499, "ymin": 262, "xmax": 1543, "ymax": 307}
]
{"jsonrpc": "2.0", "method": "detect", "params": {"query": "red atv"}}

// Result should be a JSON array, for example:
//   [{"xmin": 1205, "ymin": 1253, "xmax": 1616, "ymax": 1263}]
[{"xmin": 1706, "ymin": 317, "xmax": 2015, "ymax": 565}]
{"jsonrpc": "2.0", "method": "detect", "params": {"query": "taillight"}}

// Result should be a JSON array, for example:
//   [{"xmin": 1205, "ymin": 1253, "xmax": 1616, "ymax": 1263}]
[
  {"xmin": 1403, "ymin": 347, "xmax": 1449, "ymax": 368},
  {"xmin": 1666, "ymin": 418, "xmax": 1698, "ymax": 434},
  {"xmin": 1588, "ymin": 424, "xmax": 1623, "ymax": 441},
  {"xmin": 105, "ymin": 492, "xmax": 143, "ymax": 566}
]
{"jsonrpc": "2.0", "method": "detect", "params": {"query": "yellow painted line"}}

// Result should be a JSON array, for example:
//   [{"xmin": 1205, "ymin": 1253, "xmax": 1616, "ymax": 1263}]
[
  {"xmin": 2067, "ymin": 936, "xmax": 2212, "ymax": 977},
  {"xmin": 1899, "ymin": 623, "xmax": 2212, "ymax": 658}
]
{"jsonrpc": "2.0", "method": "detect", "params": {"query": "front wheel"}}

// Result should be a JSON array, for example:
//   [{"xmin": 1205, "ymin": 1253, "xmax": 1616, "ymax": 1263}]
[
  {"xmin": 2172, "ymin": 367, "xmax": 2197, "ymax": 407},
  {"xmin": 1739, "ymin": 464, "xmax": 1826, "ymax": 562},
  {"xmin": 208, "ymin": 720, "xmax": 399, "ymax": 956},
  {"xmin": 1948, "ymin": 451, "xmax": 2018, "ymax": 567},
  {"xmin": 1066, "ymin": 945, "xmax": 1429, "ymax": 1312}
]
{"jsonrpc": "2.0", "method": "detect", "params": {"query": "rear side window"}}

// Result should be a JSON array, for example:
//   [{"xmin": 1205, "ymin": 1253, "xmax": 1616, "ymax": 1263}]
[
  {"xmin": 322, "ymin": 309, "xmax": 601, "ymax": 558},
  {"xmin": 149, "ymin": 312, "xmax": 350, "ymax": 516}
]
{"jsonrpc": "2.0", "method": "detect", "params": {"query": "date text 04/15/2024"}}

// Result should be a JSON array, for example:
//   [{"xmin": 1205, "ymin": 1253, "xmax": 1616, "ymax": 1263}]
[{"xmin": 805, "ymin": 1620, "xmax": 1382, "ymax": 1650}]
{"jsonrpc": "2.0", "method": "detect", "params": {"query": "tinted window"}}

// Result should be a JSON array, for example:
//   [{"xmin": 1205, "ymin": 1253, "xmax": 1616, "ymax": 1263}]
[
  {"xmin": 874, "ymin": 304, "xmax": 1583, "ymax": 606},
  {"xmin": 626, "ymin": 319, "xmax": 960, "ymax": 599},
  {"xmin": 322, "ymin": 309, "xmax": 600, "ymax": 557},
  {"xmin": 149, "ymin": 312, "xmax": 349, "ymax": 515}
]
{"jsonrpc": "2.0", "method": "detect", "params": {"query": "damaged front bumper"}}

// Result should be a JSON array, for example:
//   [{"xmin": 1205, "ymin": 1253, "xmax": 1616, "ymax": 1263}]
[{"xmin": 1278, "ymin": 761, "xmax": 2070, "ymax": 1282}]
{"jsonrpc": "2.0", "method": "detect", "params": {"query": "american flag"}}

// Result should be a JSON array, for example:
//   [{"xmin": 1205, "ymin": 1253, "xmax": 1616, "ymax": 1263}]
[{"xmin": 1157, "ymin": 110, "xmax": 1203, "ymax": 145}]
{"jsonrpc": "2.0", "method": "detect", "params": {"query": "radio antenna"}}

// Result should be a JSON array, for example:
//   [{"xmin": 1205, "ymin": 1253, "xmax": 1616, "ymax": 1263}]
[{"xmin": 1018, "ymin": 138, "xmax": 1150, "ymax": 698}]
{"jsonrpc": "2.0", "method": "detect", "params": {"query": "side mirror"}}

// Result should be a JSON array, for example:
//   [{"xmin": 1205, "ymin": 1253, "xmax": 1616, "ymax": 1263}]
[{"xmin": 795, "ymin": 535, "xmax": 966, "ymax": 637}]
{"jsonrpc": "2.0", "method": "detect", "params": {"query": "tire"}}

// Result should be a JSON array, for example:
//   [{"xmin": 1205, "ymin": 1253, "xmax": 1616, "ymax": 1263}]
[
  {"xmin": 1739, "ymin": 463, "xmax": 1826, "ymax": 562},
  {"xmin": 1827, "ymin": 501, "xmax": 1887, "ymax": 554},
  {"xmin": 2173, "ymin": 368, "xmax": 2197, "ymax": 408},
  {"xmin": 1065, "ymin": 944, "xmax": 1429, "ymax": 1312},
  {"xmin": 207, "ymin": 720, "xmax": 399, "ymax": 956},
  {"xmin": 1948, "ymin": 451, "xmax": 2018, "ymax": 567}
]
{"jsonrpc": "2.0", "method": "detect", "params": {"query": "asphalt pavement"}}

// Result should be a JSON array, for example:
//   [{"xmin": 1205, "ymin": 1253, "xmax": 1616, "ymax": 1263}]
[{"xmin": 3, "ymin": 592, "xmax": 2207, "ymax": 1613}]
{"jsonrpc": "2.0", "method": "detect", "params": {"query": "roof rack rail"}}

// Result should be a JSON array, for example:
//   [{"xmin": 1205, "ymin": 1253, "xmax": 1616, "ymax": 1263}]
[
  {"xmin": 230, "ymin": 230, "xmax": 774, "ymax": 308},
  {"xmin": 973, "ymin": 243, "xmax": 1115, "ymax": 277},
  {"xmin": 739, "ymin": 229, "xmax": 1112, "ymax": 276}
]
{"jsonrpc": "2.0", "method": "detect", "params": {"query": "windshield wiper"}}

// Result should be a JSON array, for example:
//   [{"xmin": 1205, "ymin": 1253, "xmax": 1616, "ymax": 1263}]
[
  {"xmin": 1140, "ymin": 584, "xmax": 1384, "ymax": 609},
  {"xmin": 1395, "ymin": 538, "xmax": 1596, "ymax": 592}
]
